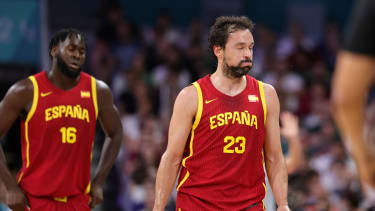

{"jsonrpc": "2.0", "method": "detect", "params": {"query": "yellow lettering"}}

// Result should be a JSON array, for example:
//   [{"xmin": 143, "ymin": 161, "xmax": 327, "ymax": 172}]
[
  {"xmin": 242, "ymin": 111, "xmax": 250, "ymax": 126},
  {"xmin": 232, "ymin": 111, "xmax": 241, "ymax": 124},
  {"xmin": 65, "ymin": 105, "xmax": 74, "ymax": 118},
  {"xmin": 58, "ymin": 105, "xmax": 66, "ymax": 118},
  {"xmin": 52, "ymin": 106, "xmax": 59, "ymax": 119},
  {"xmin": 43, "ymin": 105, "xmax": 91, "ymax": 122},
  {"xmin": 210, "ymin": 115, "xmax": 217, "ymax": 130},
  {"xmin": 251, "ymin": 115, "xmax": 258, "ymax": 130},
  {"xmin": 82, "ymin": 109, "xmax": 90, "ymax": 123},
  {"xmin": 217, "ymin": 113, "xmax": 225, "ymax": 126},
  {"xmin": 74, "ymin": 105, "xmax": 82, "ymax": 119},
  {"xmin": 45, "ymin": 108, "xmax": 52, "ymax": 121},
  {"xmin": 224, "ymin": 112, "xmax": 232, "ymax": 125}
]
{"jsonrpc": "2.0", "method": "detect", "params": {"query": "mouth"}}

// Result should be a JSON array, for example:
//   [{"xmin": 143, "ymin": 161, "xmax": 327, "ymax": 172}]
[
  {"xmin": 69, "ymin": 62, "xmax": 80, "ymax": 70},
  {"xmin": 240, "ymin": 62, "xmax": 252, "ymax": 68}
]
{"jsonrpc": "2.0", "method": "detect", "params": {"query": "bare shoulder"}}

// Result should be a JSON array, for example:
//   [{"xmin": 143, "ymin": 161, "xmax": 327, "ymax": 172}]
[
  {"xmin": 262, "ymin": 82, "xmax": 279, "ymax": 104},
  {"xmin": 5, "ymin": 78, "xmax": 34, "ymax": 104},
  {"xmin": 95, "ymin": 79, "xmax": 113, "ymax": 106},
  {"xmin": 174, "ymin": 84, "xmax": 198, "ymax": 116},
  {"xmin": 261, "ymin": 82, "xmax": 280, "ymax": 116},
  {"xmin": 8, "ymin": 78, "xmax": 33, "ymax": 96},
  {"xmin": 95, "ymin": 79, "xmax": 111, "ymax": 94},
  {"xmin": 0, "ymin": 78, "xmax": 34, "ymax": 116},
  {"xmin": 94, "ymin": 79, "xmax": 114, "ymax": 113}
]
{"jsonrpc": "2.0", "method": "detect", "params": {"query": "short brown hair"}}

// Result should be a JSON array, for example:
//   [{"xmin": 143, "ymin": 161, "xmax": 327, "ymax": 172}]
[{"xmin": 208, "ymin": 16, "xmax": 255, "ymax": 58}]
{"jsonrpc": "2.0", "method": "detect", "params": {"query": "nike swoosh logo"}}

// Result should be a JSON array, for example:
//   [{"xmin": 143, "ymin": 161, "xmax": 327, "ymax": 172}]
[
  {"xmin": 41, "ymin": 91, "xmax": 52, "ymax": 97},
  {"xmin": 205, "ymin": 99, "xmax": 217, "ymax": 104}
]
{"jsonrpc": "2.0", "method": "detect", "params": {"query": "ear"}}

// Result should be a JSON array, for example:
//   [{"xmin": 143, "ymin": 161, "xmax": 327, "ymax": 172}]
[
  {"xmin": 213, "ymin": 45, "xmax": 223, "ymax": 59},
  {"xmin": 51, "ymin": 46, "xmax": 58, "ymax": 58}
]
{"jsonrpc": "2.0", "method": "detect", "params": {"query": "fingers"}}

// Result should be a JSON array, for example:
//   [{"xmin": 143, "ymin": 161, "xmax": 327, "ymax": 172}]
[
  {"xmin": 89, "ymin": 196, "xmax": 103, "ymax": 208},
  {"xmin": 281, "ymin": 112, "xmax": 298, "ymax": 126},
  {"xmin": 89, "ymin": 197, "xmax": 102, "ymax": 209},
  {"xmin": 280, "ymin": 112, "xmax": 299, "ymax": 139}
]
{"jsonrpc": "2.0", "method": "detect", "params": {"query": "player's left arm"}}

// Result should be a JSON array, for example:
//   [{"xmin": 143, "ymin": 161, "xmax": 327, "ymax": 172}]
[
  {"xmin": 262, "ymin": 83, "xmax": 290, "ymax": 211},
  {"xmin": 90, "ymin": 80, "xmax": 123, "ymax": 208}
]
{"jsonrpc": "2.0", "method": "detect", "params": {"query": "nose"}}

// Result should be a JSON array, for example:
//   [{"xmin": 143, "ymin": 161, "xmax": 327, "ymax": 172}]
[
  {"xmin": 243, "ymin": 48, "xmax": 252, "ymax": 59},
  {"xmin": 72, "ymin": 50, "xmax": 81, "ymax": 60}
]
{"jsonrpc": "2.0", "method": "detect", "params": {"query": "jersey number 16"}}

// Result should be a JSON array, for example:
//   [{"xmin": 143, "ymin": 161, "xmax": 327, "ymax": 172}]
[{"xmin": 60, "ymin": 127, "xmax": 77, "ymax": 144}]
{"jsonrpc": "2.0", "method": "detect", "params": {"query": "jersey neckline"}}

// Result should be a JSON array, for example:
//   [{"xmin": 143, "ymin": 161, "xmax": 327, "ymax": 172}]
[
  {"xmin": 41, "ymin": 71, "xmax": 83, "ymax": 93},
  {"xmin": 205, "ymin": 74, "xmax": 250, "ymax": 101}
]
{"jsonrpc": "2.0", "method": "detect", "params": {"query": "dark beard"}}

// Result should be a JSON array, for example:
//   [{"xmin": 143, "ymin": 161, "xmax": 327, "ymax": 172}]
[
  {"xmin": 223, "ymin": 58, "xmax": 252, "ymax": 78},
  {"xmin": 56, "ymin": 54, "xmax": 81, "ymax": 79}
]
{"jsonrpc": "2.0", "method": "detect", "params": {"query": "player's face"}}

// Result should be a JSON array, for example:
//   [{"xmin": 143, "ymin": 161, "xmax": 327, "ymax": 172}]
[
  {"xmin": 222, "ymin": 29, "xmax": 254, "ymax": 78},
  {"xmin": 56, "ymin": 35, "xmax": 86, "ymax": 79}
]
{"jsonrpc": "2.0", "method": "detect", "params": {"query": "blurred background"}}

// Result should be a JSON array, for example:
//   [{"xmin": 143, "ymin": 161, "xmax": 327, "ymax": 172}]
[{"xmin": 0, "ymin": 0, "xmax": 363, "ymax": 210}]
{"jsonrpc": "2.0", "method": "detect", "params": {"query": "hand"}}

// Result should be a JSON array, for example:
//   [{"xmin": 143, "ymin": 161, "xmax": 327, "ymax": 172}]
[
  {"xmin": 277, "ymin": 205, "xmax": 291, "ymax": 211},
  {"xmin": 89, "ymin": 183, "xmax": 103, "ymax": 209},
  {"xmin": 280, "ymin": 112, "xmax": 299, "ymax": 141},
  {"xmin": 5, "ymin": 185, "xmax": 28, "ymax": 211}
]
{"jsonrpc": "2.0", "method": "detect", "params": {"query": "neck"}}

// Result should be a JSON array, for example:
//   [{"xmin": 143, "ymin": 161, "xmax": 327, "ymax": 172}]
[
  {"xmin": 210, "ymin": 68, "xmax": 247, "ymax": 96},
  {"xmin": 48, "ymin": 63, "xmax": 80, "ymax": 90}
]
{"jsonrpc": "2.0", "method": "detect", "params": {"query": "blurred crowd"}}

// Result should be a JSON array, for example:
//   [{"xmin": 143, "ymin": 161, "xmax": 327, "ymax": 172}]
[{"xmin": 0, "ymin": 1, "xmax": 367, "ymax": 211}]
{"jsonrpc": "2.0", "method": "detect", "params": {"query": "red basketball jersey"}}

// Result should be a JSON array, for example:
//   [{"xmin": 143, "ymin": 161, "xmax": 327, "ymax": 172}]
[
  {"xmin": 176, "ymin": 74, "xmax": 267, "ymax": 210},
  {"xmin": 17, "ymin": 71, "xmax": 98, "ymax": 198}
]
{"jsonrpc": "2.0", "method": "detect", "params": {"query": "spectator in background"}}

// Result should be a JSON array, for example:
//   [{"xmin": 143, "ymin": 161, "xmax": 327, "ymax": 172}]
[{"xmin": 281, "ymin": 112, "xmax": 305, "ymax": 174}]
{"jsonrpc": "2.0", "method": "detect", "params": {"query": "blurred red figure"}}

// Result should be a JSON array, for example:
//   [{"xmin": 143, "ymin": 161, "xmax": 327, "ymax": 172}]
[{"xmin": 0, "ymin": 28, "xmax": 123, "ymax": 211}]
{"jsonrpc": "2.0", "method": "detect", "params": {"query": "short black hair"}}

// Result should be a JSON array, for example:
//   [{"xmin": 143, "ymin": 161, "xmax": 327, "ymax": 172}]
[
  {"xmin": 208, "ymin": 16, "xmax": 255, "ymax": 59},
  {"xmin": 48, "ymin": 28, "xmax": 87, "ymax": 60}
]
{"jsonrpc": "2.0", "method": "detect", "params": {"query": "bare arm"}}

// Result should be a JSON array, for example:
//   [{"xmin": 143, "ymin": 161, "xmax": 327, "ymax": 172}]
[
  {"xmin": 89, "ymin": 80, "xmax": 123, "ymax": 208},
  {"xmin": 332, "ymin": 51, "xmax": 375, "ymax": 190},
  {"xmin": 153, "ymin": 85, "xmax": 197, "ymax": 211},
  {"xmin": 0, "ymin": 79, "xmax": 33, "ymax": 210},
  {"xmin": 263, "ymin": 84, "xmax": 290, "ymax": 211},
  {"xmin": 280, "ymin": 112, "xmax": 304, "ymax": 174}
]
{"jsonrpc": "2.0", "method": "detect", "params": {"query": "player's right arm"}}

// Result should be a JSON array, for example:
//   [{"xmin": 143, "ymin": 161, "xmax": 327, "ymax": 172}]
[
  {"xmin": 0, "ymin": 79, "xmax": 33, "ymax": 211},
  {"xmin": 153, "ymin": 85, "xmax": 197, "ymax": 211}
]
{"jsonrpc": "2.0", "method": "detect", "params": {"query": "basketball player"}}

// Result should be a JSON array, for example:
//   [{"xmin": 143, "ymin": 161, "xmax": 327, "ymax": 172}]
[
  {"xmin": 0, "ymin": 28, "xmax": 123, "ymax": 211},
  {"xmin": 153, "ymin": 16, "xmax": 290, "ymax": 211},
  {"xmin": 333, "ymin": 0, "xmax": 375, "ymax": 207}
]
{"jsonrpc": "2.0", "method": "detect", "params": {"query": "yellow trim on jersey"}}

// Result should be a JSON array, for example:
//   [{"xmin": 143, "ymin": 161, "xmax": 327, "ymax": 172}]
[
  {"xmin": 176, "ymin": 82, "xmax": 203, "ymax": 191},
  {"xmin": 91, "ymin": 77, "xmax": 98, "ymax": 119},
  {"xmin": 54, "ymin": 196, "xmax": 68, "ymax": 203},
  {"xmin": 191, "ymin": 82, "xmax": 203, "ymax": 130},
  {"xmin": 85, "ymin": 142, "xmax": 95, "ymax": 194},
  {"xmin": 85, "ymin": 182, "xmax": 91, "ymax": 194},
  {"xmin": 176, "ymin": 171, "xmax": 190, "ymax": 191},
  {"xmin": 262, "ymin": 182, "xmax": 267, "ymax": 210},
  {"xmin": 17, "ymin": 172, "xmax": 24, "ymax": 183},
  {"xmin": 258, "ymin": 81, "xmax": 267, "ymax": 125},
  {"xmin": 25, "ymin": 76, "xmax": 39, "ymax": 168}
]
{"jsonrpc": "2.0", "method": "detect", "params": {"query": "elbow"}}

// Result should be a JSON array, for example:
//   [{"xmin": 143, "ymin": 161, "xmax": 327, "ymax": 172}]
[{"xmin": 161, "ymin": 151, "xmax": 182, "ymax": 168}]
